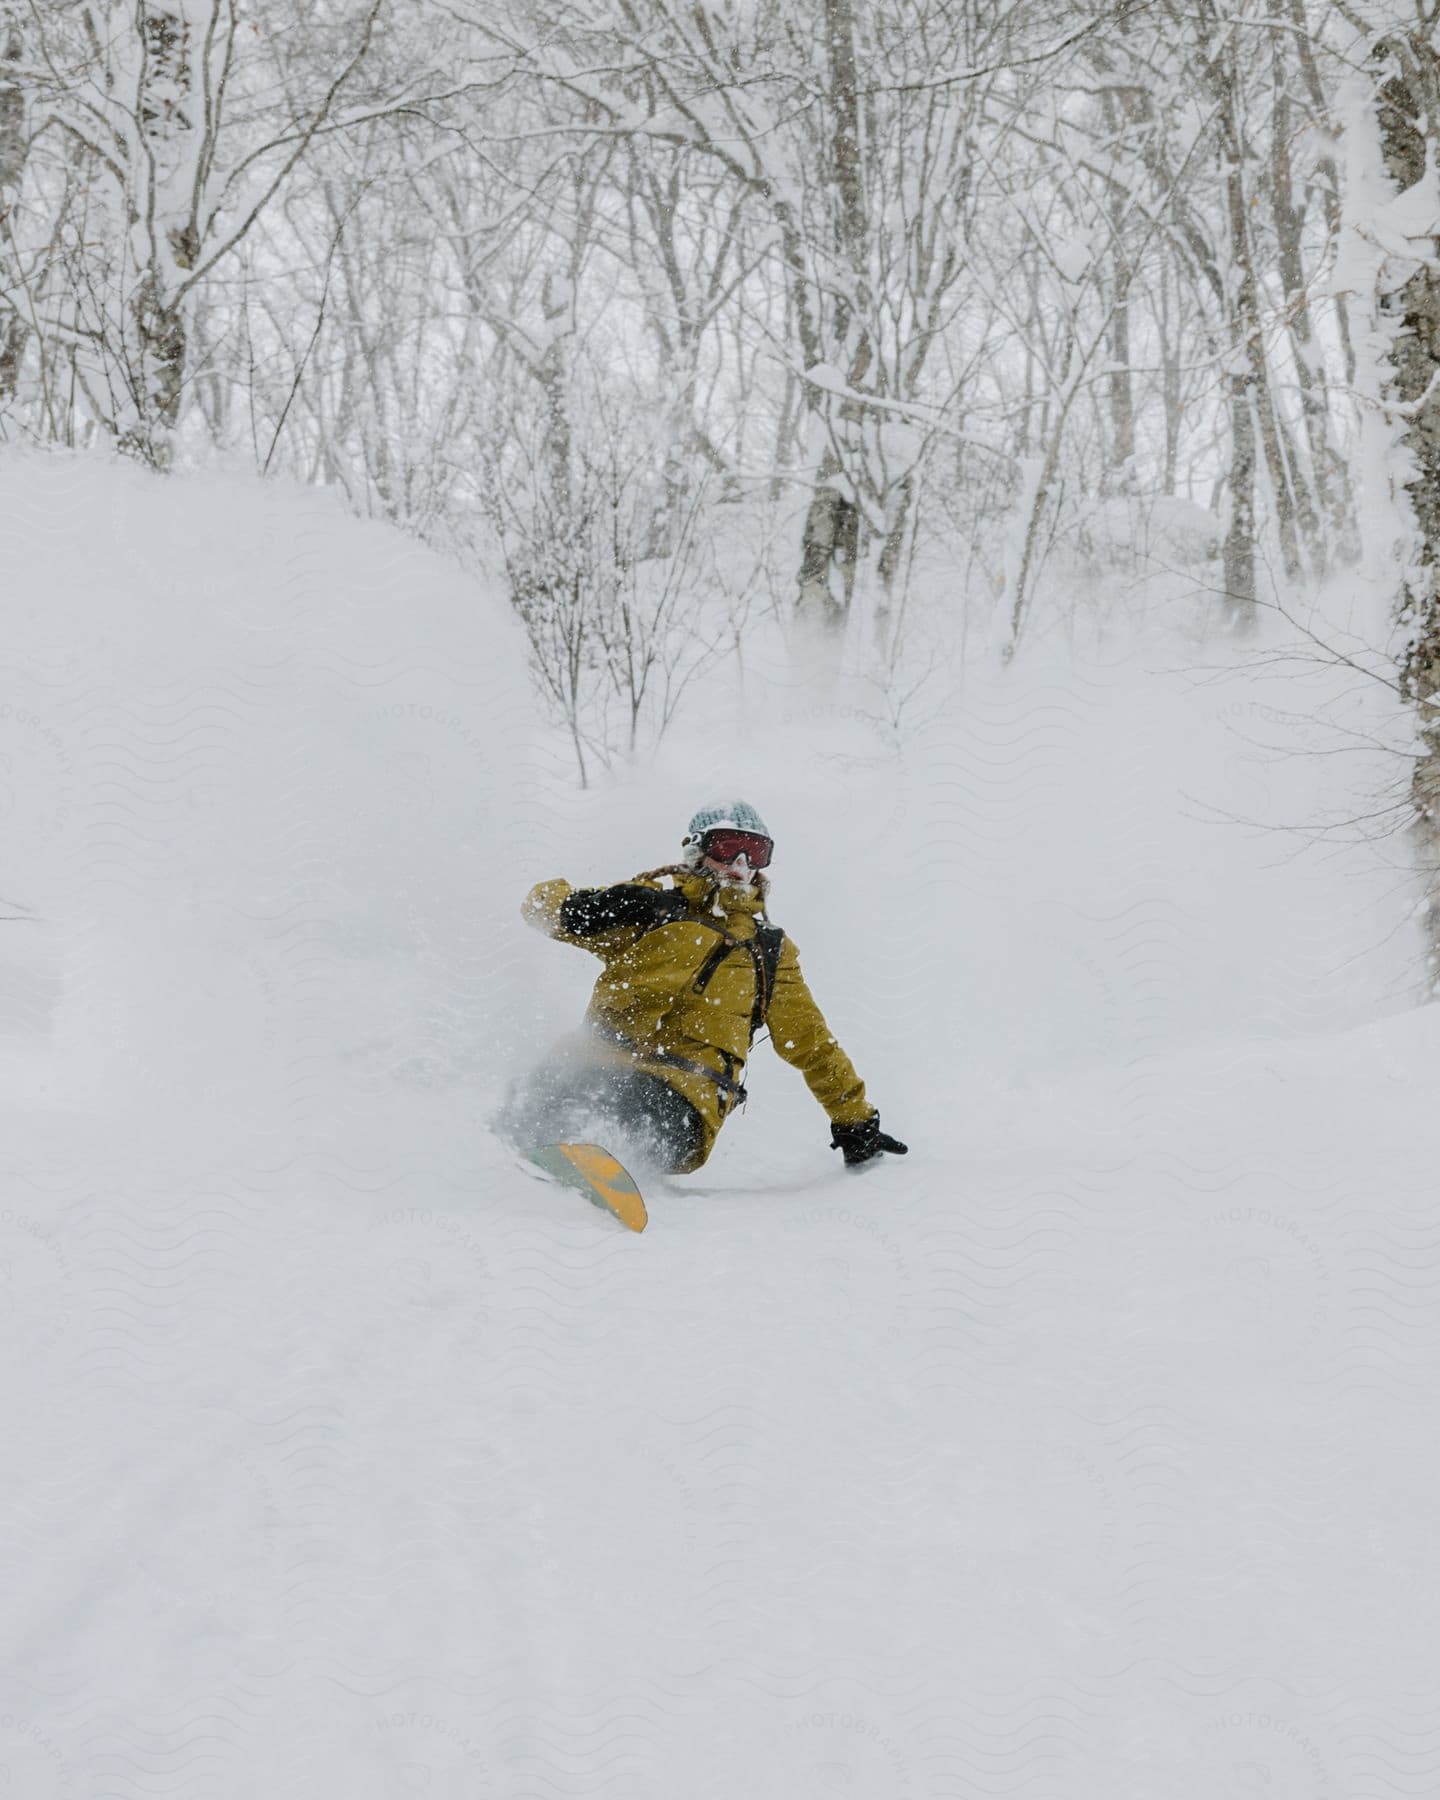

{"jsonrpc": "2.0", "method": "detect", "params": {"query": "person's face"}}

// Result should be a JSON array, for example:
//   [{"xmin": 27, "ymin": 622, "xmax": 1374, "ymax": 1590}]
[
  {"xmin": 700, "ymin": 849, "xmax": 760, "ymax": 888},
  {"xmin": 692, "ymin": 826, "xmax": 772, "ymax": 888}
]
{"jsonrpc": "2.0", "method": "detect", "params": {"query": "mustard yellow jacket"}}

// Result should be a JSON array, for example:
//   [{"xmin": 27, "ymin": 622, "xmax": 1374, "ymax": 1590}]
[{"xmin": 521, "ymin": 867, "xmax": 874, "ymax": 1169}]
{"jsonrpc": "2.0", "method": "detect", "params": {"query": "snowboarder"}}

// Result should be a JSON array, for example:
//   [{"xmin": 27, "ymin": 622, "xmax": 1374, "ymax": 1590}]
[{"xmin": 500, "ymin": 802, "xmax": 908, "ymax": 1176}]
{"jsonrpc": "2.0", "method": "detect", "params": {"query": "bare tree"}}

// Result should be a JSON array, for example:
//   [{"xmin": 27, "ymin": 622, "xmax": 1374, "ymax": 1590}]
[
  {"xmin": 0, "ymin": 3, "xmax": 26, "ymax": 407},
  {"xmin": 1370, "ymin": 20, "xmax": 1440, "ymax": 989},
  {"xmin": 13, "ymin": 0, "xmax": 388, "ymax": 464}
]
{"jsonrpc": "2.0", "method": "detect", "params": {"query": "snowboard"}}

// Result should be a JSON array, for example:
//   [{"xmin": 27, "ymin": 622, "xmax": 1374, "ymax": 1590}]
[{"xmin": 524, "ymin": 1142, "xmax": 649, "ymax": 1233}]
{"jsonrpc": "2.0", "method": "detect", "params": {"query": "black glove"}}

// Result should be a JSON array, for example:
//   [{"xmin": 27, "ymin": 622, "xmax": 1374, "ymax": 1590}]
[
  {"xmin": 559, "ymin": 883, "xmax": 688, "ymax": 938},
  {"xmin": 830, "ymin": 1114, "xmax": 909, "ymax": 1167}
]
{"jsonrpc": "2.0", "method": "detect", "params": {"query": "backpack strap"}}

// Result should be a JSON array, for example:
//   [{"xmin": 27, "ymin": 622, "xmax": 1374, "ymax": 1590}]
[
  {"xmin": 690, "ymin": 931, "xmax": 738, "ymax": 996},
  {"xmin": 689, "ymin": 920, "xmax": 786, "ymax": 1045},
  {"xmin": 748, "ymin": 924, "xmax": 785, "ymax": 1037}
]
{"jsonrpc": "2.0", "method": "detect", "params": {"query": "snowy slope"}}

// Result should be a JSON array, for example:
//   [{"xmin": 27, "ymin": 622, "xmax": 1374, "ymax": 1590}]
[{"xmin": 3, "ymin": 450, "xmax": 1439, "ymax": 1797}]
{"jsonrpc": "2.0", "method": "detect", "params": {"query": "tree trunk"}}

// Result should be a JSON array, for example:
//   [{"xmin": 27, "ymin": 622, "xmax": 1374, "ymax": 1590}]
[
  {"xmin": 536, "ymin": 268, "xmax": 574, "ymax": 515},
  {"xmin": 795, "ymin": 0, "xmax": 867, "ymax": 628},
  {"xmin": 1285, "ymin": 0, "xmax": 1356, "ymax": 390},
  {"xmin": 771, "ymin": 353, "xmax": 801, "ymax": 502},
  {"xmin": 118, "ymin": 3, "xmax": 198, "ymax": 468},
  {"xmin": 1196, "ymin": 12, "xmax": 1260, "ymax": 625},
  {"xmin": 1099, "ymin": 89, "xmax": 1135, "ymax": 489},
  {"xmin": 121, "ymin": 271, "xmax": 187, "ymax": 466},
  {"xmin": 1375, "ymin": 34, "xmax": 1440, "ymax": 992},
  {"xmin": 1216, "ymin": 46, "xmax": 1301, "ymax": 589},
  {"xmin": 1159, "ymin": 260, "xmax": 1181, "ymax": 496},
  {"xmin": 1221, "ymin": 379, "xmax": 1258, "ymax": 624},
  {"xmin": 1268, "ymin": 26, "xmax": 1352, "ymax": 563},
  {"xmin": 797, "ymin": 469, "xmax": 857, "ymax": 627},
  {"xmin": 0, "ymin": 8, "xmax": 27, "ymax": 407}
]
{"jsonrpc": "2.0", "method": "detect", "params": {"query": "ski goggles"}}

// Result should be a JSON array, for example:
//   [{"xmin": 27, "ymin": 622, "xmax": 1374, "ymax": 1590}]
[{"xmin": 699, "ymin": 827, "xmax": 773, "ymax": 869}]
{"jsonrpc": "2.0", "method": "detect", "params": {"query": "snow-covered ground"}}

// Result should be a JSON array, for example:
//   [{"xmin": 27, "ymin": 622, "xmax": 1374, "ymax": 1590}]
[{"xmin": 3, "ymin": 450, "xmax": 1439, "ymax": 1797}]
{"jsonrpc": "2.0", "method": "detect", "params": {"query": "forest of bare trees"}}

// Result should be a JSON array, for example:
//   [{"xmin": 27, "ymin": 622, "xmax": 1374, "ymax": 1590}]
[{"xmin": 2, "ymin": 0, "xmax": 1438, "ymax": 973}]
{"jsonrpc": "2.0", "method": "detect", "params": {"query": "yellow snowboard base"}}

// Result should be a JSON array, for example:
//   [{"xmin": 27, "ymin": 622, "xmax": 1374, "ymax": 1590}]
[{"xmin": 525, "ymin": 1142, "xmax": 649, "ymax": 1233}]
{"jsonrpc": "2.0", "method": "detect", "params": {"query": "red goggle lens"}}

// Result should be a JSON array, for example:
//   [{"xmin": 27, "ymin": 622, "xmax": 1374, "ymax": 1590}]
[{"xmin": 701, "ymin": 828, "xmax": 773, "ymax": 869}]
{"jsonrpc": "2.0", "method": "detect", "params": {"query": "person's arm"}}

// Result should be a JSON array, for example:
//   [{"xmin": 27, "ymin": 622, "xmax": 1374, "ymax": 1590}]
[
  {"xmin": 767, "ymin": 936, "xmax": 909, "ymax": 1163},
  {"xmin": 521, "ymin": 877, "xmax": 685, "ymax": 948},
  {"xmin": 765, "ymin": 935, "xmax": 874, "ymax": 1124}
]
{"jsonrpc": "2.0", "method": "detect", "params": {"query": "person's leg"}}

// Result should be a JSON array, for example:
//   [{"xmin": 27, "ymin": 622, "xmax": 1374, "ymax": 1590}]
[
  {"xmin": 499, "ymin": 1059, "xmax": 704, "ymax": 1175},
  {"xmin": 605, "ymin": 1070, "xmax": 707, "ymax": 1174}
]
